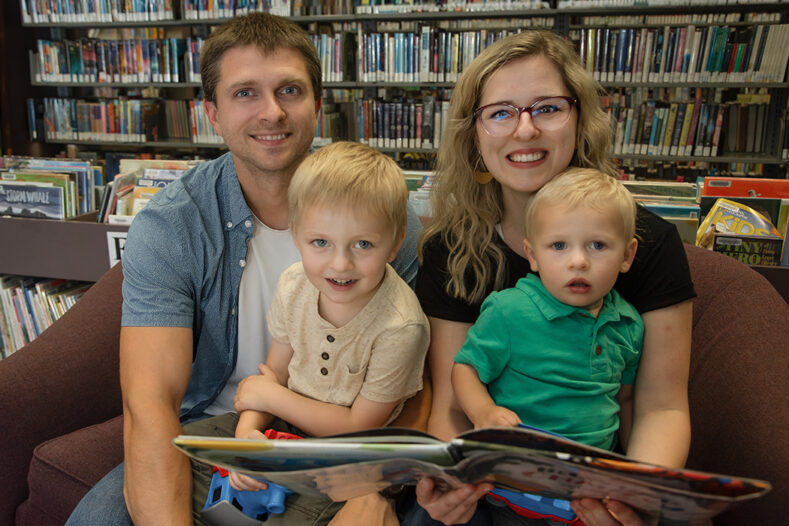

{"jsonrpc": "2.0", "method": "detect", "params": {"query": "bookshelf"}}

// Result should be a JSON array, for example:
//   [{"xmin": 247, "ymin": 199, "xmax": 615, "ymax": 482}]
[
  {"xmin": 1, "ymin": 0, "xmax": 788, "ymax": 285},
  {"xmin": 7, "ymin": 1, "xmax": 787, "ymax": 171}
]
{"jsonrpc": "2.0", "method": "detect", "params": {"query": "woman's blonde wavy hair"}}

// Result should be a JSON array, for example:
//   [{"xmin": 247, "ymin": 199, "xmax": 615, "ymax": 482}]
[{"xmin": 419, "ymin": 29, "xmax": 615, "ymax": 303}]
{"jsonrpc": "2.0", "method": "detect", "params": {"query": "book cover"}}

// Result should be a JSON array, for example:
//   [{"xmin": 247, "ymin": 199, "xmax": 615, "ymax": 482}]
[
  {"xmin": 1, "ymin": 170, "xmax": 74, "ymax": 217},
  {"xmin": 173, "ymin": 425, "xmax": 771, "ymax": 522},
  {"xmin": 0, "ymin": 181, "xmax": 65, "ymax": 220},
  {"xmin": 713, "ymin": 232, "xmax": 782, "ymax": 267}
]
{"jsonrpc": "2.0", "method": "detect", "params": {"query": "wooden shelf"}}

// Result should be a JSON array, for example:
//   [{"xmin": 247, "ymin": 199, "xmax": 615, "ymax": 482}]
[{"xmin": 0, "ymin": 215, "xmax": 128, "ymax": 282}]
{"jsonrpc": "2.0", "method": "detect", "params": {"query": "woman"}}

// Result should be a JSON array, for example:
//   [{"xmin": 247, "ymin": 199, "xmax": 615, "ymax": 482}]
[{"xmin": 412, "ymin": 30, "xmax": 695, "ymax": 526}]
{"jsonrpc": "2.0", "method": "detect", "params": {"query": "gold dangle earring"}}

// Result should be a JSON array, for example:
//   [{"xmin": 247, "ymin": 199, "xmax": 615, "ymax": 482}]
[{"xmin": 473, "ymin": 155, "xmax": 493, "ymax": 184}]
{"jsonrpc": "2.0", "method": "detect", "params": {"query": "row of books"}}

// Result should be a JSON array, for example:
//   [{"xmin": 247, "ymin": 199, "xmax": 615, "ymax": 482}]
[
  {"xmin": 0, "ymin": 156, "xmax": 95, "ymax": 219},
  {"xmin": 558, "ymin": 0, "xmax": 779, "ymax": 6},
  {"xmin": 35, "ymin": 22, "xmax": 788, "ymax": 88},
  {"xmin": 0, "ymin": 275, "xmax": 91, "ymax": 358},
  {"xmin": 356, "ymin": 27, "xmax": 519, "ymax": 83},
  {"xmin": 571, "ymin": 24, "xmax": 789, "ymax": 84},
  {"xmin": 20, "ymin": 0, "xmax": 175, "ymax": 23},
  {"xmin": 24, "ymin": 0, "xmax": 544, "ymax": 21},
  {"xmin": 353, "ymin": 95, "xmax": 451, "ymax": 150},
  {"xmin": 35, "ymin": 36, "xmax": 201, "ymax": 84},
  {"xmin": 352, "ymin": 0, "xmax": 550, "ymax": 15},
  {"xmin": 98, "ymin": 161, "xmax": 192, "ymax": 224},
  {"xmin": 32, "ymin": 97, "xmax": 223, "ymax": 145},
  {"xmin": 183, "ymin": 0, "xmax": 291, "ymax": 18},
  {"xmin": 604, "ymin": 89, "xmax": 775, "ymax": 158},
  {"xmin": 577, "ymin": 11, "xmax": 782, "ymax": 27}
]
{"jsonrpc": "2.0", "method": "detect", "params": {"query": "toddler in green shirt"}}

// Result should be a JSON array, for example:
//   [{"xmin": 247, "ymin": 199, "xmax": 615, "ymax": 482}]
[{"xmin": 452, "ymin": 167, "xmax": 643, "ymax": 450}]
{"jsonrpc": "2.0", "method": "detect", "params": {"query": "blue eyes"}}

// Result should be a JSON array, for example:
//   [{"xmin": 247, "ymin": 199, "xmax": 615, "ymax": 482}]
[
  {"xmin": 310, "ymin": 239, "xmax": 372, "ymax": 249},
  {"xmin": 549, "ymin": 241, "xmax": 606, "ymax": 250},
  {"xmin": 233, "ymin": 86, "xmax": 300, "ymax": 98},
  {"xmin": 533, "ymin": 104, "xmax": 560, "ymax": 116}
]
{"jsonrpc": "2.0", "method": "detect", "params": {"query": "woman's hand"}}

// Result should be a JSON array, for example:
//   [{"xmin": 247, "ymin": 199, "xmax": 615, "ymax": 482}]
[
  {"xmin": 571, "ymin": 498, "xmax": 654, "ymax": 526},
  {"xmin": 415, "ymin": 477, "xmax": 493, "ymax": 526}
]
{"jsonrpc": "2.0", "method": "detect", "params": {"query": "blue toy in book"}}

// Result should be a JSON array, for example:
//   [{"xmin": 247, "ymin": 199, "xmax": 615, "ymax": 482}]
[
  {"xmin": 202, "ymin": 466, "xmax": 293, "ymax": 525},
  {"xmin": 487, "ymin": 424, "xmax": 578, "ymax": 524}
]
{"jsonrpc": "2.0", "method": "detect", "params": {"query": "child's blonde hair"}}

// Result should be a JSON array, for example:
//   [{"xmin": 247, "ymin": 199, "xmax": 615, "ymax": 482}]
[
  {"xmin": 523, "ymin": 167, "xmax": 637, "ymax": 243},
  {"xmin": 288, "ymin": 142, "xmax": 408, "ymax": 240}
]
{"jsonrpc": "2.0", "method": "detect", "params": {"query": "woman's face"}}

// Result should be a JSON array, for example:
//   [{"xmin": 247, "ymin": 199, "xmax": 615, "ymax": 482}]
[{"xmin": 475, "ymin": 54, "xmax": 578, "ymax": 200}]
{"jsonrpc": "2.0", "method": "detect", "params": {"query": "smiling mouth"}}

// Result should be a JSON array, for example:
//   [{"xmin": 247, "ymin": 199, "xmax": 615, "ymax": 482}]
[
  {"xmin": 253, "ymin": 133, "xmax": 288, "ymax": 141},
  {"xmin": 508, "ymin": 151, "xmax": 546, "ymax": 163},
  {"xmin": 328, "ymin": 278, "xmax": 357, "ymax": 286}
]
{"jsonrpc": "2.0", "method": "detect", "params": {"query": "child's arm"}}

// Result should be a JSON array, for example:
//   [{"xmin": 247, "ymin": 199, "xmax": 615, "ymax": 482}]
[
  {"xmin": 236, "ymin": 380, "xmax": 400, "ymax": 437},
  {"xmin": 451, "ymin": 363, "xmax": 521, "ymax": 429},
  {"xmin": 234, "ymin": 338, "xmax": 398, "ymax": 436},
  {"xmin": 229, "ymin": 340, "xmax": 294, "ymax": 491}
]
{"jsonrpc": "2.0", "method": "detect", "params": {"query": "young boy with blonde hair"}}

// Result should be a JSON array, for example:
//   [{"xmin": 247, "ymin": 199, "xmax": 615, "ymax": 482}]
[
  {"xmin": 450, "ymin": 167, "xmax": 643, "ymax": 523},
  {"xmin": 453, "ymin": 166, "xmax": 641, "ymax": 448},
  {"xmin": 200, "ymin": 141, "xmax": 430, "ymax": 524}
]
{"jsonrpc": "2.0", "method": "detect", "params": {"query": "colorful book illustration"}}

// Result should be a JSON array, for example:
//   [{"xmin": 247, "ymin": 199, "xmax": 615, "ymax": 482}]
[{"xmin": 174, "ymin": 425, "xmax": 770, "ymax": 522}]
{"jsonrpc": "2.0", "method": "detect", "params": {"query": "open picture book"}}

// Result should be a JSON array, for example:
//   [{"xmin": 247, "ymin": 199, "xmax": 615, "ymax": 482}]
[{"xmin": 173, "ymin": 425, "xmax": 770, "ymax": 521}]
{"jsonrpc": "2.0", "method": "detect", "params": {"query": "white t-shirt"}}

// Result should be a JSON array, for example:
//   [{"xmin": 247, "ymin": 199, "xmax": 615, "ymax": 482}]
[{"xmin": 205, "ymin": 216, "xmax": 299, "ymax": 415}]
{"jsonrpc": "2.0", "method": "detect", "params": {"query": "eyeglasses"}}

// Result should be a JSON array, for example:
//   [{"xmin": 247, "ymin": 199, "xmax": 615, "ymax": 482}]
[{"xmin": 474, "ymin": 96, "xmax": 577, "ymax": 136}]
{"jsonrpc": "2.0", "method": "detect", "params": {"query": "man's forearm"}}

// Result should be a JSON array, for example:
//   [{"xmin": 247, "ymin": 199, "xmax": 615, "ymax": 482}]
[{"xmin": 124, "ymin": 409, "xmax": 193, "ymax": 525}]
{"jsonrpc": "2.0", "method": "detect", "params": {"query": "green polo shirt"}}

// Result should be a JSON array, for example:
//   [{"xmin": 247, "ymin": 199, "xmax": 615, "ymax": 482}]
[{"xmin": 455, "ymin": 274, "xmax": 643, "ymax": 450}]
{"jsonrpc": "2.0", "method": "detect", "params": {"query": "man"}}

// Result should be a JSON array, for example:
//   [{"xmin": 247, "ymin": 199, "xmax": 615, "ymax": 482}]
[{"xmin": 67, "ymin": 13, "xmax": 420, "ymax": 526}]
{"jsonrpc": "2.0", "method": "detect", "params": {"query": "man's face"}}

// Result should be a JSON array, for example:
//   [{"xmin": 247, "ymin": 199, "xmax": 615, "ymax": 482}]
[{"xmin": 205, "ymin": 45, "xmax": 320, "ymax": 182}]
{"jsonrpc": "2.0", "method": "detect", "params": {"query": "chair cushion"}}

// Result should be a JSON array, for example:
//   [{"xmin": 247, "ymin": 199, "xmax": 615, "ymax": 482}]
[{"xmin": 16, "ymin": 415, "xmax": 123, "ymax": 526}]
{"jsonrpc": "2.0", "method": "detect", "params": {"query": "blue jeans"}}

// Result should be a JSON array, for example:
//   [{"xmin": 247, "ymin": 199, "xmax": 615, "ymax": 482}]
[{"xmin": 65, "ymin": 462, "xmax": 133, "ymax": 526}]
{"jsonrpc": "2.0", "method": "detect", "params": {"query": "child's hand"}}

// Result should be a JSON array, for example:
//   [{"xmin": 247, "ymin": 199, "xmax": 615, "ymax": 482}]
[
  {"xmin": 228, "ymin": 429, "xmax": 270, "ymax": 491},
  {"xmin": 228, "ymin": 471, "xmax": 269, "ymax": 492},
  {"xmin": 234, "ymin": 365, "xmax": 284, "ymax": 413},
  {"xmin": 474, "ymin": 406, "xmax": 521, "ymax": 429}
]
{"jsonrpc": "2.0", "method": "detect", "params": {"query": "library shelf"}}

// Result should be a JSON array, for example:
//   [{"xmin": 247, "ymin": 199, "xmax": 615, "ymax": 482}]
[{"xmin": 0, "ymin": 215, "xmax": 128, "ymax": 282}]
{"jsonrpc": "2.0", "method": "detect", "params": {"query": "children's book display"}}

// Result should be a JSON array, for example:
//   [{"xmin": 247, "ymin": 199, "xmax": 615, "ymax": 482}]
[
  {"xmin": 1, "ymin": 156, "xmax": 95, "ymax": 218},
  {"xmin": 174, "ymin": 425, "xmax": 771, "ymax": 522}
]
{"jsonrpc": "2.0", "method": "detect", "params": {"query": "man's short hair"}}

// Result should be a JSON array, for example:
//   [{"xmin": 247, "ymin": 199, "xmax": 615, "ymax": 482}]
[
  {"xmin": 200, "ymin": 12, "xmax": 321, "ymax": 104},
  {"xmin": 523, "ymin": 167, "xmax": 637, "ymax": 243},
  {"xmin": 289, "ymin": 142, "xmax": 409, "ymax": 241}
]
